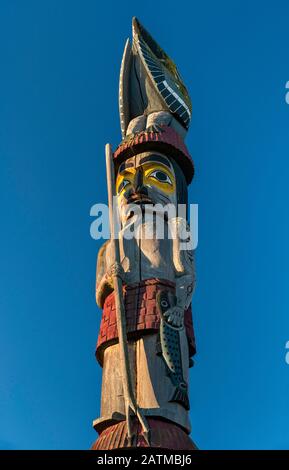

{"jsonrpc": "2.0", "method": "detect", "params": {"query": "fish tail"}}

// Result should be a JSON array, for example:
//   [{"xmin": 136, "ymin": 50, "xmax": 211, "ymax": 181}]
[{"xmin": 169, "ymin": 385, "xmax": 190, "ymax": 410}]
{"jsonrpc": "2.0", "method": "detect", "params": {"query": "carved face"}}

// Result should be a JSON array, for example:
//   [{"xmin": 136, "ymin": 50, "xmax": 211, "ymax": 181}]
[{"xmin": 116, "ymin": 152, "xmax": 177, "ymax": 223}]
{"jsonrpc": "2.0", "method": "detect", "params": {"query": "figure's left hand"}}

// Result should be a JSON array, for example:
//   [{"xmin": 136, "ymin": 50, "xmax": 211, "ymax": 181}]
[
  {"xmin": 163, "ymin": 306, "xmax": 184, "ymax": 328},
  {"xmin": 106, "ymin": 261, "xmax": 125, "ymax": 283}
]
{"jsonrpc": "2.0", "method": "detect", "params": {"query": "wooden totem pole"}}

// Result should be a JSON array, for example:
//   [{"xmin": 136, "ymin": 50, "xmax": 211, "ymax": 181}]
[{"xmin": 92, "ymin": 18, "xmax": 197, "ymax": 450}]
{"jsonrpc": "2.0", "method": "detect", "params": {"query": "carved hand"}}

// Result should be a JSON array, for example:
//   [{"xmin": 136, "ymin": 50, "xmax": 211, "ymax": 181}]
[
  {"xmin": 163, "ymin": 306, "xmax": 184, "ymax": 328},
  {"xmin": 106, "ymin": 262, "xmax": 125, "ymax": 282}
]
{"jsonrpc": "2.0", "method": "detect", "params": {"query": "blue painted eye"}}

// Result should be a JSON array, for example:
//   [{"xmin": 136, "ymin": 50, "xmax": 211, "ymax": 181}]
[
  {"xmin": 117, "ymin": 179, "xmax": 130, "ymax": 194},
  {"xmin": 149, "ymin": 170, "xmax": 172, "ymax": 185}
]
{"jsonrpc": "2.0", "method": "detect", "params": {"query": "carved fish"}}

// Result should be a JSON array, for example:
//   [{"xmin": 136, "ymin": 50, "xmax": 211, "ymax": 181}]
[{"xmin": 157, "ymin": 291, "xmax": 190, "ymax": 410}]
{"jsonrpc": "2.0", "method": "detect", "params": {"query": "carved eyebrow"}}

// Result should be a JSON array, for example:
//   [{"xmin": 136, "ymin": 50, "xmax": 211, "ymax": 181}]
[
  {"xmin": 118, "ymin": 162, "xmax": 134, "ymax": 174},
  {"xmin": 138, "ymin": 155, "xmax": 172, "ymax": 169},
  {"xmin": 118, "ymin": 155, "xmax": 172, "ymax": 174}
]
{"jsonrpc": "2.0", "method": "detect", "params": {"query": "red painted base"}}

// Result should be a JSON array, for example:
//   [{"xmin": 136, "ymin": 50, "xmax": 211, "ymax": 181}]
[{"xmin": 91, "ymin": 418, "xmax": 197, "ymax": 451}]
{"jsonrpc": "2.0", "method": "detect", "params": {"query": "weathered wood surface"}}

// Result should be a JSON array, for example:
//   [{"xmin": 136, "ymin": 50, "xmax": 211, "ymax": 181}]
[
  {"xmin": 93, "ymin": 17, "xmax": 197, "ymax": 449},
  {"xmin": 95, "ymin": 333, "xmax": 190, "ymax": 433}
]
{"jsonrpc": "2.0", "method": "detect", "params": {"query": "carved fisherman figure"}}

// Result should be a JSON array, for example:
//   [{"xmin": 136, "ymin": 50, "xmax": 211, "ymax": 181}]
[{"xmin": 92, "ymin": 18, "xmax": 197, "ymax": 450}]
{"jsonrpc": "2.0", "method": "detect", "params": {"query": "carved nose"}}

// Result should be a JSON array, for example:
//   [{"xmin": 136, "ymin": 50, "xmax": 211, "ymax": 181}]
[{"xmin": 134, "ymin": 168, "xmax": 144, "ymax": 193}]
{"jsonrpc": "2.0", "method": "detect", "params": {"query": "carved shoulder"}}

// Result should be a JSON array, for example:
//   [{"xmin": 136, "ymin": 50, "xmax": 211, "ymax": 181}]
[
  {"xmin": 96, "ymin": 240, "xmax": 113, "ymax": 309},
  {"xmin": 171, "ymin": 218, "xmax": 195, "ymax": 276}
]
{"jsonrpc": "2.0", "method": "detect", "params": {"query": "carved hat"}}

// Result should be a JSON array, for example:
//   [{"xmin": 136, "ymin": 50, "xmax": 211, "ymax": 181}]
[{"xmin": 113, "ymin": 18, "xmax": 194, "ymax": 184}]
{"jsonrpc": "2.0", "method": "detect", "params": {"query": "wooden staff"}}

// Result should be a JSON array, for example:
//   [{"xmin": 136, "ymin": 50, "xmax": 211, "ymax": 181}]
[{"xmin": 105, "ymin": 143, "xmax": 150, "ymax": 446}]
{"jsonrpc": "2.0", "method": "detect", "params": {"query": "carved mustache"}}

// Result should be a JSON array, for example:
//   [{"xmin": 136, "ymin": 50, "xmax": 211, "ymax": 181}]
[{"xmin": 124, "ymin": 186, "xmax": 152, "ymax": 205}]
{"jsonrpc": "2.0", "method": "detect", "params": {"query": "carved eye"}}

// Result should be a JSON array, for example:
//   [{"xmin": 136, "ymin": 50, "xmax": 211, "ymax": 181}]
[
  {"xmin": 149, "ymin": 170, "xmax": 172, "ymax": 185},
  {"xmin": 117, "ymin": 179, "xmax": 130, "ymax": 194}
]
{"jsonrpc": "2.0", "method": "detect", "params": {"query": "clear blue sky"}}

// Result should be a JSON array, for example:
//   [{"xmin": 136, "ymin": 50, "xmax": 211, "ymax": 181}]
[{"xmin": 1, "ymin": 0, "xmax": 289, "ymax": 450}]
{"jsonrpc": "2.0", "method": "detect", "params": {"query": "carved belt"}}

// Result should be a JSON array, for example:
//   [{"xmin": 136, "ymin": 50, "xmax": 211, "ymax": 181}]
[{"xmin": 96, "ymin": 278, "xmax": 196, "ymax": 366}]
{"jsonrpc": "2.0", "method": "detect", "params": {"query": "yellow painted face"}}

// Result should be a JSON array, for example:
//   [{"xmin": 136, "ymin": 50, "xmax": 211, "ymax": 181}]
[{"xmin": 116, "ymin": 161, "xmax": 176, "ymax": 197}]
